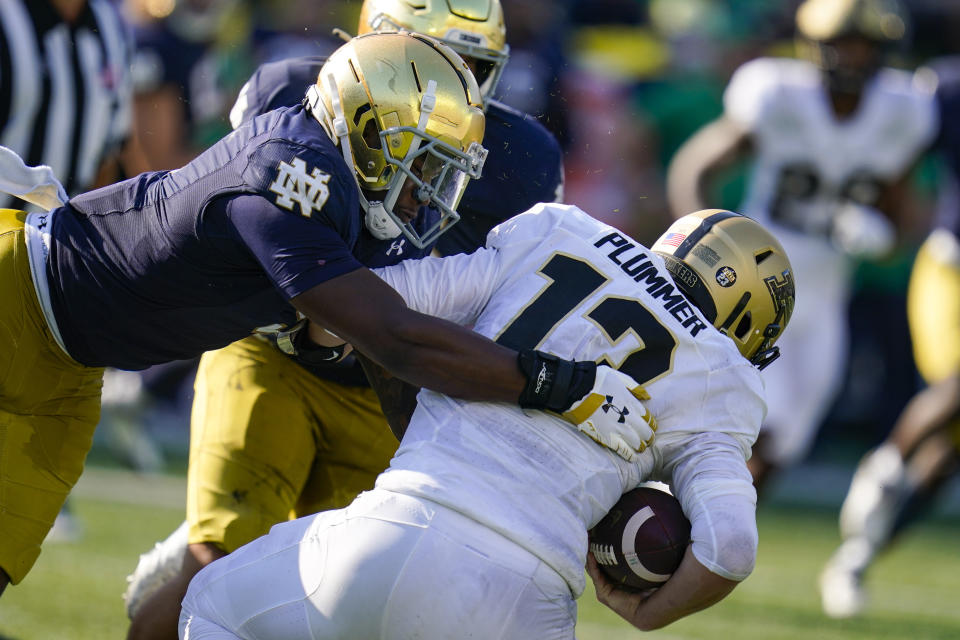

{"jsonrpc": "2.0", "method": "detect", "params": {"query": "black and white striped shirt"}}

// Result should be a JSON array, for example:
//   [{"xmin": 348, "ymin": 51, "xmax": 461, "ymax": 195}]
[{"xmin": 0, "ymin": 0, "xmax": 132, "ymax": 207}]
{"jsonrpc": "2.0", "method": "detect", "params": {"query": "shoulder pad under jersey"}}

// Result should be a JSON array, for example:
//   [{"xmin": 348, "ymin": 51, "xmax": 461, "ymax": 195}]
[
  {"xmin": 436, "ymin": 100, "xmax": 564, "ymax": 256},
  {"xmin": 231, "ymin": 55, "xmax": 327, "ymax": 129},
  {"xmin": 241, "ymin": 107, "xmax": 361, "ymax": 242}
]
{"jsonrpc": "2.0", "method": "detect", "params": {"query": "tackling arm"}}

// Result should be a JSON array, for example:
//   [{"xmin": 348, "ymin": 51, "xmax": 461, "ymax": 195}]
[
  {"xmin": 294, "ymin": 266, "xmax": 657, "ymax": 461},
  {"xmin": 293, "ymin": 267, "xmax": 524, "ymax": 402},
  {"xmin": 666, "ymin": 116, "xmax": 752, "ymax": 218}
]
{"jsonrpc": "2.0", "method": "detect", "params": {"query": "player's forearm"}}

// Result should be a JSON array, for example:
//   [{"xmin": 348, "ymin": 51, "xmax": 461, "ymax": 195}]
[
  {"xmin": 633, "ymin": 547, "xmax": 739, "ymax": 630},
  {"xmin": 352, "ymin": 309, "xmax": 525, "ymax": 402},
  {"xmin": 598, "ymin": 547, "xmax": 739, "ymax": 631},
  {"xmin": 294, "ymin": 271, "xmax": 525, "ymax": 403}
]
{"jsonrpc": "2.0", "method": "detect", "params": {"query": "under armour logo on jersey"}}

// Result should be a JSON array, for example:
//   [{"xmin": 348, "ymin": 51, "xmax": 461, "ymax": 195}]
[
  {"xmin": 386, "ymin": 238, "xmax": 406, "ymax": 256},
  {"xmin": 601, "ymin": 396, "xmax": 629, "ymax": 424},
  {"xmin": 269, "ymin": 157, "xmax": 331, "ymax": 218}
]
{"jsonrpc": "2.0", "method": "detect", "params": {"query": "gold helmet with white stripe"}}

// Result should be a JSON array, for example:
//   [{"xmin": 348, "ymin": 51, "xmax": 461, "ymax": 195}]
[
  {"xmin": 358, "ymin": 0, "xmax": 509, "ymax": 102},
  {"xmin": 306, "ymin": 31, "xmax": 487, "ymax": 248},
  {"xmin": 652, "ymin": 210, "xmax": 796, "ymax": 369}
]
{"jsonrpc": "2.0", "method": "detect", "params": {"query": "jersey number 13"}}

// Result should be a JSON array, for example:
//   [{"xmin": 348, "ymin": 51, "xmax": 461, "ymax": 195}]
[{"xmin": 496, "ymin": 253, "xmax": 677, "ymax": 386}]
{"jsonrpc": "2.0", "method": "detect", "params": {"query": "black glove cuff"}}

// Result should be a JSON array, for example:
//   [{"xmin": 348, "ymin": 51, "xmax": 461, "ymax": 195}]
[{"xmin": 517, "ymin": 349, "xmax": 597, "ymax": 412}]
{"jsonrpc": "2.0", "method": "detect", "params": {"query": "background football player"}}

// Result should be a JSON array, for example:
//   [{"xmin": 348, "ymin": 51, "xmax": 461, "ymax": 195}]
[
  {"xmin": 819, "ymin": 54, "xmax": 960, "ymax": 619},
  {"xmin": 0, "ymin": 31, "xmax": 652, "ymax": 603},
  {"xmin": 665, "ymin": 0, "xmax": 937, "ymax": 491},
  {"xmin": 124, "ymin": 2, "xmax": 566, "ymax": 638},
  {"xmin": 178, "ymin": 205, "xmax": 795, "ymax": 639}
]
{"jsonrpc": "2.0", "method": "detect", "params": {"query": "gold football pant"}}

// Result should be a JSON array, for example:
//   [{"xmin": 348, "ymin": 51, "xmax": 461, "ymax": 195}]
[
  {"xmin": 187, "ymin": 336, "xmax": 399, "ymax": 552},
  {"xmin": 0, "ymin": 209, "xmax": 104, "ymax": 584},
  {"xmin": 907, "ymin": 230, "xmax": 960, "ymax": 446},
  {"xmin": 908, "ymin": 230, "xmax": 960, "ymax": 386}
]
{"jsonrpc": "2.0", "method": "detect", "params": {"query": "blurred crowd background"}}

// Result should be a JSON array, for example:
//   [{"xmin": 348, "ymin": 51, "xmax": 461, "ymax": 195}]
[{"xmin": 87, "ymin": 0, "xmax": 960, "ymax": 480}]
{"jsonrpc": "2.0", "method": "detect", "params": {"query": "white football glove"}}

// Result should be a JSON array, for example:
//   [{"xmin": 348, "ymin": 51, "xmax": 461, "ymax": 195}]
[{"xmin": 561, "ymin": 366, "xmax": 657, "ymax": 462}]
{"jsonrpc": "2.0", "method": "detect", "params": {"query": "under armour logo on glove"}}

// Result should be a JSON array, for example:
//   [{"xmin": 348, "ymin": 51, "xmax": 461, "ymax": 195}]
[
  {"xmin": 601, "ymin": 396, "xmax": 629, "ymax": 424},
  {"xmin": 562, "ymin": 366, "xmax": 657, "ymax": 462}
]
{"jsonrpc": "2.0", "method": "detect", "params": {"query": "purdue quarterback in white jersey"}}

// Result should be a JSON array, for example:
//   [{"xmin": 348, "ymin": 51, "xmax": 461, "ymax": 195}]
[
  {"xmin": 667, "ymin": 0, "xmax": 937, "ymax": 487},
  {"xmin": 177, "ymin": 205, "xmax": 795, "ymax": 638}
]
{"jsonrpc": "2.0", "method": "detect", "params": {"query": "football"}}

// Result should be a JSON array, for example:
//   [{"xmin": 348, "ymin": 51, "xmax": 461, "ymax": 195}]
[{"xmin": 588, "ymin": 486, "xmax": 691, "ymax": 591}]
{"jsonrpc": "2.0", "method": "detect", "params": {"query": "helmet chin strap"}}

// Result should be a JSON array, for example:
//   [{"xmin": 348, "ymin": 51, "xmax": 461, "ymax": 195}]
[{"xmin": 365, "ymin": 203, "xmax": 403, "ymax": 240}]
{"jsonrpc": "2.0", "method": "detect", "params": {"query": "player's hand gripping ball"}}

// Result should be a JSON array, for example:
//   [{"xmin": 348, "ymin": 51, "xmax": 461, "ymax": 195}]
[{"xmin": 588, "ymin": 486, "xmax": 691, "ymax": 591}]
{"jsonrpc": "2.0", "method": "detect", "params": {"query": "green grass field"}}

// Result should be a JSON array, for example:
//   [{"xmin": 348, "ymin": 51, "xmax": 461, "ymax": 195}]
[{"xmin": 1, "ymin": 468, "xmax": 958, "ymax": 639}]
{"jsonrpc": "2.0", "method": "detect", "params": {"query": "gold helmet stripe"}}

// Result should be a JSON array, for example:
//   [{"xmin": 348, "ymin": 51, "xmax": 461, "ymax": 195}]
[{"xmin": 672, "ymin": 210, "xmax": 739, "ymax": 260}]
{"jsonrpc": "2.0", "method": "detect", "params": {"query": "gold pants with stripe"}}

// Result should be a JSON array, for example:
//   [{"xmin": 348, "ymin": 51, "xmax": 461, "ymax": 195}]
[
  {"xmin": 907, "ymin": 230, "xmax": 960, "ymax": 446},
  {"xmin": 0, "ymin": 209, "xmax": 104, "ymax": 584},
  {"xmin": 187, "ymin": 336, "xmax": 399, "ymax": 552}
]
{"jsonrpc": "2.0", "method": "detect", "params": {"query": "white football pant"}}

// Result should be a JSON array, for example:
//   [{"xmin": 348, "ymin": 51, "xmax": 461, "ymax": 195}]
[
  {"xmin": 760, "ymin": 227, "xmax": 851, "ymax": 466},
  {"xmin": 179, "ymin": 489, "xmax": 577, "ymax": 639}
]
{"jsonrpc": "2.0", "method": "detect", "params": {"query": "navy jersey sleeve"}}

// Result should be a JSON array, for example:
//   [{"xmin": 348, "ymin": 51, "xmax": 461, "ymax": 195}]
[
  {"xmin": 933, "ymin": 59, "xmax": 960, "ymax": 164},
  {"xmin": 229, "ymin": 119, "xmax": 367, "ymax": 298},
  {"xmin": 930, "ymin": 57, "xmax": 960, "ymax": 236},
  {"xmin": 223, "ymin": 193, "xmax": 363, "ymax": 298},
  {"xmin": 436, "ymin": 100, "xmax": 564, "ymax": 256},
  {"xmin": 231, "ymin": 56, "xmax": 326, "ymax": 128}
]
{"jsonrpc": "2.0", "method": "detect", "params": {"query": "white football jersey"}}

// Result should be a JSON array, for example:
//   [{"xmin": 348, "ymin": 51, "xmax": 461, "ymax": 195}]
[
  {"xmin": 723, "ymin": 58, "xmax": 937, "ymax": 465},
  {"xmin": 374, "ymin": 204, "xmax": 765, "ymax": 595},
  {"xmin": 726, "ymin": 57, "xmax": 937, "ymax": 233}
]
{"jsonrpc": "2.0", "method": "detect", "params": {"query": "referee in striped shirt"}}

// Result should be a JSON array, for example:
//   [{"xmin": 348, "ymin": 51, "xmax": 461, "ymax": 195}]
[{"xmin": 0, "ymin": 0, "xmax": 135, "ymax": 208}]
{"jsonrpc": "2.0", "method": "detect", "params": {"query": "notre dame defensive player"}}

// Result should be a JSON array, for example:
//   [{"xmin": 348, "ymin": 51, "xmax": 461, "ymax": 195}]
[
  {"xmin": 0, "ymin": 31, "xmax": 654, "ymax": 605},
  {"xmin": 125, "ymin": 3, "xmax": 566, "ymax": 638}
]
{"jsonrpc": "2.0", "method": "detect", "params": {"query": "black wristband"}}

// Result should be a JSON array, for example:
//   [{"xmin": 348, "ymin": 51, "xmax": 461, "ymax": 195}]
[
  {"xmin": 290, "ymin": 328, "xmax": 348, "ymax": 365},
  {"xmin": 517, "ymin": 349, "xmax": 597, "ymax": 412}
]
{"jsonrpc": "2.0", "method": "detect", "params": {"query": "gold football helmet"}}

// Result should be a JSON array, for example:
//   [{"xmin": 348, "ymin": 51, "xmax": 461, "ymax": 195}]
[
  {"xmin": 796, "ymin": 0, "xmax": 907, "ymax": 44},
  {"xmin": 652, "ymin": 210, "xmax": 796, "ymax": 370},
  {"xmin": 306, "ymin": 31, "xmax": 487, "ymax": 248},
  {"xmin": 795, "ymin": 0, "xmax": 907, "ymax": 94},
  {"xmin": 357, "ymin": 0, "xmax": 509, "ymax": 102}
]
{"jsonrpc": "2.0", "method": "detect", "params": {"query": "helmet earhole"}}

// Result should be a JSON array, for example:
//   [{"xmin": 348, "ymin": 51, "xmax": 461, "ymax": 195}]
[
  {"xmin": 734, "ymin": 312, "xmax": 752, "ymax": 340},
  {"xmin": 362, "ymin": 119, "xmax": 381, "ymax": 149}
]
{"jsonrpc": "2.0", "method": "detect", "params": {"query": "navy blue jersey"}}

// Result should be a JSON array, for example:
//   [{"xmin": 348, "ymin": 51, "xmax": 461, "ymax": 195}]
[
  {"xmin": 436, "ymin": 98, "xmax": 564, "ymax": 256},
  {"xmin": 931, "ymin": 57, "xmax": 960, "ymax": 238},
  {"xmin": 226, "ymin": 55, "xmax": 563, "ymax": 385},
  {"xmin": 233, "ymin": 55, "xmax": 565, "ymax": 260},
  {"xmin": 47, "ymin": 105, "xmax": 363, "ymax": 370}
]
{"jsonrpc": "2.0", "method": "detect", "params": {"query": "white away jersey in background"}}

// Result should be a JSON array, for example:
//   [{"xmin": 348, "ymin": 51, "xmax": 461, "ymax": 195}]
[
  {"xmin": 374, "ymin": 204, "xmax": 765, "ymax": 594},
  {"xmin": 725, "ymin": 57, "xmax": 937, "ymax": 233}
]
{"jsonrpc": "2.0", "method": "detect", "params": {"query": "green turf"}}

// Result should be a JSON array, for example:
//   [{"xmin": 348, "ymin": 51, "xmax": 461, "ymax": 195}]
[
  {"xmin": 0, "ymin": 496, "xmax": 183, "ymax": 640},
  {"xmin": 0, "ymin": 478, "xmax": 958, "ymax": 639}
]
